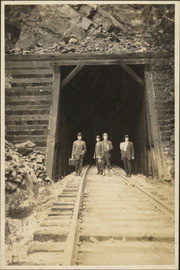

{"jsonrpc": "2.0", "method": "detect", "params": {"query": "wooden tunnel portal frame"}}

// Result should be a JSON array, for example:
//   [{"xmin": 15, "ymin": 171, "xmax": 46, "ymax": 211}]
[{"xmin": 46, "ymin": 53, "xmax": 169, "ymax": 180}]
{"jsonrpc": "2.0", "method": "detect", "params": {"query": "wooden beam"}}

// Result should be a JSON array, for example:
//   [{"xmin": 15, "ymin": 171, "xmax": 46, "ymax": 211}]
[
  {"xmin": 120, "ymin": 63, "xmax": 145, "ymax": 87},
  {"xmin": 144, "ymin": 68, "xmax": 167, "ymax": 179},
  {"xmin": 5, "ymin": 52, "xmax": 170, "ymax": 61},
  {"xmin": 5, "ymin": 56, "xmax": 170, "ymax": 69},
  {"xmin": 50, "ymin": 58, "xmax": 169, "ymax": 66},
  {"xmin": 61, "ymin": 65, "xmax": 84, "ymax": 89},
  {"xmin": 46, "ymin": 66, "xmax": 61, "ymax": 180}
]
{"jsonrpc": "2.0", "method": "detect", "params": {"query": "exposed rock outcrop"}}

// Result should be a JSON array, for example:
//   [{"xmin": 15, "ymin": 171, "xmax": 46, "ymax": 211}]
[{"xmin": 5, "ymin": 4, "xmax": 174, "ymax": 55}]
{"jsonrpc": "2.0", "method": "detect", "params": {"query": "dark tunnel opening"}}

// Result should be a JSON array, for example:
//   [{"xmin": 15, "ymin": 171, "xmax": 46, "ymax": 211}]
[{"xmin": 55, "ymin": 65, "xmax": 149, "ymax": 179}]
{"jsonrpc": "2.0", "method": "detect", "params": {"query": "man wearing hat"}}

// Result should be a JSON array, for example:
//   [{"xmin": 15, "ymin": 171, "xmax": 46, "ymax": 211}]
[
  {"xmin": 101, "ymin": 133, "xmax": 113, "ymax": 176},
  {"xmin": 71, "ymin": 132, "xmax": 86, "ymax": 176},
  {"xmin": 120, "ymin": 135, "xmax": 134, "ymax": 177},
  {"xmin": 93, "ymin": 135, "xmax": 103, "ymax": 174}
]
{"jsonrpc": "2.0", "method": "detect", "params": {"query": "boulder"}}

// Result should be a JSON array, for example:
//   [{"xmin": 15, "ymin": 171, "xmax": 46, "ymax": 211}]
[
  {"xmin": 17, "ymin": 167, "xmax": 27, "ymax": 176},
  {"xmin": 6, "ymin": 219, "xmax": 22, "ymax": 235},
  {"xmin": 68, "ymin": 37, "xmax": 78, "ymax": 44},
  {"xmin": 78, "ymin": 17, "xmax": 92, "ymax": 30},
  {"xmin": 15, "ymin": 25, "xmax": 38, "ymax": 50},
  {"xmin": 28, "ymin": 171, "xmax": 38, "ymax": 184},
  {"xmin": 5, "ymin": 182, "xmax": 18, "ymax": 193},
  {"xmin": 15, "ymin": 140, "xmax": 35, "ymax": 156},
  {"xmin": 63, "ymin": 22, "xmax": 85, "ymax": 40},
  {"xmin": 30, "ymin": 154, "xmax": 36, "ymax": 160},
  {"xmin": 44, "ymin": 177, "xmax": 52, "ymax": 183},
  {"xmin": 11, "ymin": 169, "xmax": 17, "ymax": 178},
  {"xmin": 5, "ymin": 155, "xmax": 13, "ymax": 161},
  {"xmin": 16, "ymin": 147, "xmax": 33, "ymax": 156},
  {"xmin": 13, "ymin": 176, "xmax": 23, "ymax": 184},
  {"xmin": 36, "ymin": 155, "xmax": 44, "ymax": 164},
  {"xmin": 15, "ymin": 140, "xmax": 36, "ymax": 149},
  {"xmin": 37, "ymin": 178, "xmax": 44, "ymax": 183},
  {"xmin": 78, "ymin": 5, "xmax": 97, "ymax": 18}
]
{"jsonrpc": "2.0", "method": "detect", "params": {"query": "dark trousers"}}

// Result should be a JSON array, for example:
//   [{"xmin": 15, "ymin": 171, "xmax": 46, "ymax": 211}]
[
  {"xmin": 122, "ymin": 157, "xmax": 132, "ymax": 175},
  {"xmin": 75, "ymin": 156, "xmax": 83, "ymax": 175},
  {"xmin": 102, "ymin": 153, "xmax": 111, "ymax": 169},
  {"xmin": 96, "ymin": 158, "xmax": 103, "ymax": 173}
]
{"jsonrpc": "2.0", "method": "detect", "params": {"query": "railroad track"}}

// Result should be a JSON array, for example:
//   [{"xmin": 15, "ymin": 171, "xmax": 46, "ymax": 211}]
[
  {"xmin": 113, "ymin": 167, "xmax": 175, "ymax": 222},
  {"xmin": 24, "ymin": 165, "xmax": 175, "ymax": 266}
]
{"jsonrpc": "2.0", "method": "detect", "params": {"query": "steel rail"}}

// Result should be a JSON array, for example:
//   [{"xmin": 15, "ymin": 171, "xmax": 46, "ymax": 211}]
[
  {"xmin": 113, "ymin": 167, "xmax": 175, "ymax": 222},
  {"xmin": 62, "ymin": 165, "xmax": 90, "ymax": 265}
]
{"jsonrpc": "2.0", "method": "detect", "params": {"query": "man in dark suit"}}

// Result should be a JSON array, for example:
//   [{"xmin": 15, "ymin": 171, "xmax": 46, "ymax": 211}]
[
  {"xmin": 71, "ymin": 132, "xmax": 86, "ymax": 176},
  {"xmin": 120, "ymin": 134, "xmax": 134, "ymax": 177},
  {"xmin": 101, "ymin": 133, "xmax": 113, "ymax": 176},
  {"xmin": 93, "ymin": 135, "xmax": 103, "ymax": 175}
]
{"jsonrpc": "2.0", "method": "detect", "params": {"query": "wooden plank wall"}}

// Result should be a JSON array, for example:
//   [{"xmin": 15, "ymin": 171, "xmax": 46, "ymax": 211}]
[{"xmin": 5, "ymin": 57, "xmax": 54, "ymax": 154}]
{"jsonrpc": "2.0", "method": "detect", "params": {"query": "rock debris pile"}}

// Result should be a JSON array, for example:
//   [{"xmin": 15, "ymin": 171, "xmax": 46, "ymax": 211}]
[
  {"xmin": 5, "ymin": 140, "xmax": 52, "ymax": 194},
  {"xmin": 5, "ymin": 140, "xmax": 53, "ymax": 219}
]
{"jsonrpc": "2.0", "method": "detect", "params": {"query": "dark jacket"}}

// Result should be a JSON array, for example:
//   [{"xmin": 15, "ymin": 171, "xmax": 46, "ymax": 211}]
[
  {"xmin": 72, "ymin": 140, "xmax": 86, "ymax": 160},
  {"xmin": 94, "ymin": 141, "xmax": 103, "ymax": 159},
  {"xmin": 101, "ymin": 140, "xmax": 113, "ymax": 158},
  {"xmin": 120, "ymin": 141, "xmax": 134, "ymax": 160}
]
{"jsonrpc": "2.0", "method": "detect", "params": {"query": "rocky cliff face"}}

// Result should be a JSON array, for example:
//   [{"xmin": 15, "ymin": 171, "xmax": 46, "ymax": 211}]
[{"xmin": 5, "ymin": 4, "xmax": 174, "ymax": 55}]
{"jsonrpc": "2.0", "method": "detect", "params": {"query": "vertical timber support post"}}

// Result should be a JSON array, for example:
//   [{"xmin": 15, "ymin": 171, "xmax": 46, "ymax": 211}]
[
  {"xmin": 144, "ymin": 65, "xmax": 167, "ymax": 179},
  {"xmin": 46, "ymin": 66, "xmax": 61, "ymax": 180}
]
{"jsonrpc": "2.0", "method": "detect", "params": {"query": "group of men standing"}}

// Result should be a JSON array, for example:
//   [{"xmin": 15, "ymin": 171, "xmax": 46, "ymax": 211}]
[
  {"xmin": 71, "ymin": 132, "xmax": 134, "ymax": 177},
  {"xmin": 93, "ymin": 133, "xmax": 113, "ymax": 176}
]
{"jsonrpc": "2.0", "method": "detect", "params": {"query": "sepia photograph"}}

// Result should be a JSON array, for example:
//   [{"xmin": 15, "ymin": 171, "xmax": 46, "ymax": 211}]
[{"xmin": 0, "ymin": 0, "xmax": 179, "ymax": 269}]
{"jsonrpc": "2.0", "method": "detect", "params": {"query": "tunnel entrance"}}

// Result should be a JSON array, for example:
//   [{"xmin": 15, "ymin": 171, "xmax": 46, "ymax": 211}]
[{"xmin": 54, "ymin": 64, "xmax": 150, "ymax": 180}]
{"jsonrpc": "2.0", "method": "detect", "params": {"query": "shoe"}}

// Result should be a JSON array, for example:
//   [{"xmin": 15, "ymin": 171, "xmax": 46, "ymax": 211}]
[
  {"xmin": 125, "ymin": 174, "xmax": 128, "ymax": 177},
  {"xmin": 75, "ymin": 173, "xmax": 78, "ymax": 176},
  {"xmin": 96, "ymin": 172, "xmax": 100, "ymax": 174}
]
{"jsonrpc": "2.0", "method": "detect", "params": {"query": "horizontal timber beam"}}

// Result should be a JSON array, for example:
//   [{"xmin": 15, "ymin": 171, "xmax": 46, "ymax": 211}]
[
  {"xmin": 6, "ymin": 52, "xmax": 171, "ymax": 61},
  {"xmin": 51, "ymin": 58, "xmax": 169, "ymax": 66},
  {"xmin": 120, "ymin": 63, "xmax": 145, "ymax": 87},
  {"xmin": 61, "ymin": 65, "xmax": 84, "ymax": 89}
]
